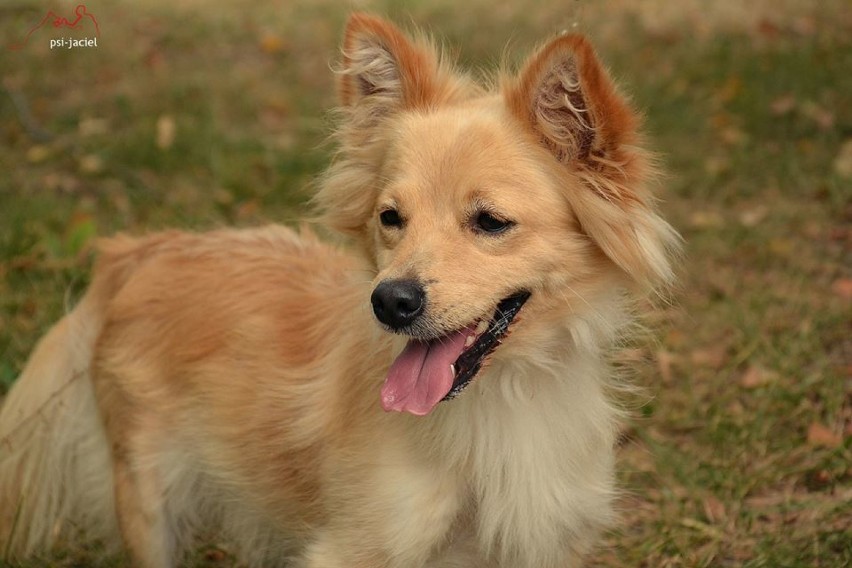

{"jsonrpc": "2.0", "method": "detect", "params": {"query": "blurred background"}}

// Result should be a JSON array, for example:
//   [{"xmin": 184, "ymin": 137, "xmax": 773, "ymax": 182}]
[{"xmin": 1, "ymin": 0, "xmax": 849, "ymax": 565}]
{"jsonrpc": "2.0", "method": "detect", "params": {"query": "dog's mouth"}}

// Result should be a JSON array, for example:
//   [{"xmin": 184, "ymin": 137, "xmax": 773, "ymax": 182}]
[{"xmin": 380, "ymin": 291, "xmax": 531, "ymax": 416}]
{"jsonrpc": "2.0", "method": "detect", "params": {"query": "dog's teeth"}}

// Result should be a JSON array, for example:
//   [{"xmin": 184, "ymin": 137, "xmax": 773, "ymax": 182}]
[
  {"xmin": 450, "ymin": 364, "xmax": 456, "ymax": 376},
  {"xmin": 475, "ymin": 320, "xmax": 488, "ymax": 335},
  {"xmin": 464, "ymin": 335, "xmax": 475, "ymax": 348}
]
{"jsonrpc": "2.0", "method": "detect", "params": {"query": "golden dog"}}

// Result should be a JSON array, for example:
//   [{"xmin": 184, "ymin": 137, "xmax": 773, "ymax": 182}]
[{"xmin": 0, "ymin": 14, "xmax": 678, "ymax": 567}]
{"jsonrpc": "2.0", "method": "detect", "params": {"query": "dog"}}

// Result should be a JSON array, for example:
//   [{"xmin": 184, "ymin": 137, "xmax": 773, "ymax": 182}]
[{"xmin": 0, "ymin": 13, "xmax": 679, "ymax": 568}]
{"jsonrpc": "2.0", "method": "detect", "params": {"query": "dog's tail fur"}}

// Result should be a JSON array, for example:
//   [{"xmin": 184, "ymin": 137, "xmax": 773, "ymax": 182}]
[{"xmin": 0, "ymin": 235, "xmax": 170, "ymax": 559}]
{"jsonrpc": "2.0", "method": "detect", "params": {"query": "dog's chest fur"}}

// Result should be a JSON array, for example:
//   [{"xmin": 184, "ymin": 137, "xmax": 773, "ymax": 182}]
[{"xmin": 411, "ymin": 355, "xmax": 617, "ymax": 566}]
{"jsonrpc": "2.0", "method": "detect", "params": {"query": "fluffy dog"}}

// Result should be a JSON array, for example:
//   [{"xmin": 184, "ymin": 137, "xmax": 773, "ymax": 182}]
[{"xmin": 0, "ymin": 13, "xmax": 678, "ymax": 567}]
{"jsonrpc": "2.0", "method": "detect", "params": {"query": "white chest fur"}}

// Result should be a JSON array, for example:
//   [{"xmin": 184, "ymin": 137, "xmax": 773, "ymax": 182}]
[{"xmin": 420, "ymin": 355, "xmax": 618, "ymax": 567}]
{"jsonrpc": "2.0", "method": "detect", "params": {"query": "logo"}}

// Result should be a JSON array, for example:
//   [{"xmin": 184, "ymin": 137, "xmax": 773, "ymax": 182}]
[{"xmin": 8, "ymin": 4, "xmax": 100, "ymax": 51}]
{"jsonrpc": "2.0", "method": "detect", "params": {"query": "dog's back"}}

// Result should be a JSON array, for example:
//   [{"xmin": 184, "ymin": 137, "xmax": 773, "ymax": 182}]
[{"xmin": 0, "ymin": 226, "xmax": 380, "ymax": 564}]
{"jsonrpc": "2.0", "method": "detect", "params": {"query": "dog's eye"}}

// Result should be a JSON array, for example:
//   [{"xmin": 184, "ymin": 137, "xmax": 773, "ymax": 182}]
[
  {"xmin": 474, "ymin": 211, "xmax": 514, "ymax": 234},
  {"xmin": 379, "ymin": 208, "xmax": 403, "ymax": 228}
]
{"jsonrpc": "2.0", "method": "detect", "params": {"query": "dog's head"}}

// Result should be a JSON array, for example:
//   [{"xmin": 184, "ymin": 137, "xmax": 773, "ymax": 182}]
[{"xmin": 316, "ymin": 14, "xmax": 679, "ymax": 415}]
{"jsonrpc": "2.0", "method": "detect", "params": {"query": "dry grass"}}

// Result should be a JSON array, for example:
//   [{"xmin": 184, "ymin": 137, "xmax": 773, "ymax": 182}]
[{"xmin": 1, "ymin": 0, "xmax": 850, "ymax": 566}]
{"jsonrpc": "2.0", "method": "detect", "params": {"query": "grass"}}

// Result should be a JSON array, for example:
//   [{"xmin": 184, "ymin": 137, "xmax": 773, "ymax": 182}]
[{"xmin": 1, "ymin": 0, "xmax": 850, "ymax": 566}]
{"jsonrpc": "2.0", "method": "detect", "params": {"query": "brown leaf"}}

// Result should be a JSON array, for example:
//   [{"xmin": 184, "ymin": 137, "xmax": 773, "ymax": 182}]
[
  {"xmin": 689, "ymin": 211, "xmax": 725, "ymax": 229},
  {"xmin": 690, "ymin": 346, "xmax": 728, "ymax": 370},
  {"xmin": 792, "ymin": 16, "xmax": 817, "ymax": 36},
  {"xmin": 78, "ymin": 117, "xmax": 108, "ymax": 137},
  {"xmin": 831, "ymin": 278, "xmax": 852, "ymax": 300},
  {"xmin": 833, "ymin": 139, "xmax": 852, "ymax": 179},
  {"xmin": 769, "ymin": 238, "xmax": 794, "ymax": 257},
  {"xmin": 79, "ymin": 154, "xmax": 104, "ymax": 174},
  {"xmin": 740, "ymin": 365, "xmax": 776, "ymax": 389},
  {"xmin": 801, "ymin": 101, "xmax": 834, "ymax": 131},
  {"xmin": 236, "ymin": 199, "xmax": 260, "ymax": 221},
  {"xmin": 665, "ymin": 329, "xmax": 687, "ymax": 348},
  {"xmin": 770, "ymin": 95, "xmax": 796, "ymax": 116},
  {"xmin": 807, "ymin": 423, "xmax": 842, "ymax": 448},
  {"xmin": 716, "ymin": 76, "xmax": 742, "ymax": 104},
  {"xmin": 738, "ymin": 205, "xmax": 768, "ymax": 227},
  {"xmin": 260, "ymin": 33, "xmax": 287, "ymax": 54},
  {"xmin": 156, "ymin": 115, "xmax": 176, "ymax": 150},
  {"xmin": 703, "ymin": 156, "xmax": 730, "ymax": 176},
  {"xmin": 657, "ymin": 350, "xmax": 675, "ymax": 384},
  {"xmin": 703, "ymin": 496, "xmax": 726, "ymax": 524},
  {"xmin": 145, "ymin": 48, "xmax": 165, "ymax": 71},
  {"xmin": 27, "ymin": 144, "xmax": 50, "ymax": 163},
  {"xmin": 720, "ymin": 126, "xmax": 747, "ymax": 146}
]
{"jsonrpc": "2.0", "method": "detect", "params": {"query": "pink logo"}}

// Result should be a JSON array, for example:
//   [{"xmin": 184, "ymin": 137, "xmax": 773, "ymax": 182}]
[{"xmin": 8, "ymin": 4, "xmax": 100, "ymax": 51}]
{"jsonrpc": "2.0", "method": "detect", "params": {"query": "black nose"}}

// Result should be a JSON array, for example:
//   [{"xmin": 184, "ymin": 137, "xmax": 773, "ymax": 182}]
[{"xmin": 371, "ymin": 279, "xmax": 425, "ymax": 330}]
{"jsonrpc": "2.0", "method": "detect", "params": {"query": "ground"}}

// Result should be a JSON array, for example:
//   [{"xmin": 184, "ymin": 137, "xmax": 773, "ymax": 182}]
[{"xmin": 0, "ymin": 0, "xmax": 849, "ymax": 566}]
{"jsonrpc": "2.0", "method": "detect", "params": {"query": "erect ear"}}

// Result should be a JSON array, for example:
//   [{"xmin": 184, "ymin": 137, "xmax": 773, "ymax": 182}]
[
  {"xmin": 507, "ymin": 34, "xmax": 638, "ymax": 168},
  {"xmin": 507, "ymin": 35, "xmax": 679, "ymax": 288},
  {"xmin": 339, "ymin": 13, "xmax": 444, "ymax": 112}
]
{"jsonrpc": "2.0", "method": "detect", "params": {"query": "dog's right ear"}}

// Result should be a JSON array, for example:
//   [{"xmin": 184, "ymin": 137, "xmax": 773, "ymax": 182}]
[
  {"xmin": 318, "ymin": 15, "xmax": 474, "ymax": 247},
  {"xmin": 339, "ymin": 13, "xmax": 460, "ymax": 112}
]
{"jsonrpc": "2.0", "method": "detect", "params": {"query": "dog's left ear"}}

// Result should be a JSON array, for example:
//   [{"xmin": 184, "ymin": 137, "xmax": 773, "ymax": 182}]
[{"xmin": 507, "ymin": 35, "xmax": 679, "ymax": 289}]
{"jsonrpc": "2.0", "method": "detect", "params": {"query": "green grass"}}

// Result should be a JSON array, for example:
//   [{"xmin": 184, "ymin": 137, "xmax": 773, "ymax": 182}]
[{"xmin": 1, "ymin": 1, "xmax": 850, "ymax": 566}]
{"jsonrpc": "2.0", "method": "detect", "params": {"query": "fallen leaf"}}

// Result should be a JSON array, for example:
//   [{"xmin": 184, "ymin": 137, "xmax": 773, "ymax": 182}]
[
  {"xmin": 727, "ymin": 399, "xmax": 745, "ymax": 416},
  {"xmin": 156, "ymin": 115, "xmax": 176, "ymax": 150},
  {"xmin": 801, "ymin": 101, "xmax": 834, "ymax": 130},
  {"xmin": 756, "ymin": 19, "xmax": 781, "ymax": 40},
  {"xmin": 145, "ymin": 48, "xmax": 165, "ymax": 70},
  {"xmin": 690, "ymin": 346, "xmax": 728, "ymax": 369},
  {"xmin": 665, "ymin": 329, "xmax": 687, "ymax": 348},
  {"xmin": 703, "ymin": 496, "xmax": 726, "ymax": 524},
  {"xmin": 740, "ymin": 365, "xmax": 776, "ymax": 389},
  {"xmin": 833, "ymin": 139, "xmax": 852, "ymax": 179},
  {"xmin": 657, "ymin": 350, "xmax": 675, "ymax": 384},
  {"xmin": 769, "ymin": 238, "xmax": 794, "ymax": 256},
  {"xmin": 703, "ymin": 156, "xmax": 730, "ymax": 176},
  {"xmin": 770, "ymin": 95, "xmax": 796, "ymax": 116},
  {"xmin": 806, "ymin": 423, "xmax": 842, "ymax": 448},
  {"xmin": 27, "ymin": 145, "xmax": 50, "ymax": 163},
  {"xmin": 738, "ymin": 205, "xmax": 768, "ymax": 227},
  {"xmin": 832, "ymin": 278, "xmax": 852, "ymax": 300},
  {"xmin": 79, "ymin": 154, "xmax": 103, "ymax": 174},
  {"xmin": 792, "ymin": 16, "xmax": 817, "ymax": 36},
  {"xmin": 797, "ymin": 144, "xmax": 818, "ymax": 161},
  {"xmin": 78, "ymin": 117, "xmax": 108, "ymax": 137},
  {"xmin": 236, "ymin": 200, "xmax": 260, "ymax": 221},
  {"xmin": 689, "ymin": 211, "xmax": 725, "ymax": 229},
  {"xmin": 716, "ymin": 76, "xmax": 742, "ymax": 104},
  {"xmin": 203, "ymin": 546, "xmax": 228, "ymax": 562},
  {"xmin": 214, "ymin": 188, "xmax": 234, "ymax": 205},
  {"xmin": 720, "ymin": 126, "xmax": 747, "ymax": 146},
  {"xmin": 260, "ymin": 33, "xmax": 287, "ymax": 54},
  {"xmin": 804, "ymin": 469, "xmax": 832, "ymax": 491}
]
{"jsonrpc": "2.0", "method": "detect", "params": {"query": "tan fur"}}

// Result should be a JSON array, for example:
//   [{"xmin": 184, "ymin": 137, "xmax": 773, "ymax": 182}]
[{"xmin": 0, "ymin": 14, "xmax": 679, "ymax": 567}]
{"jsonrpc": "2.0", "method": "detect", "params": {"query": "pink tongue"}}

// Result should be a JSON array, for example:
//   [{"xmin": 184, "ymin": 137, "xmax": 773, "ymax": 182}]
[{"xmin": 381, "ymin": 328, "xmax": 474, "ymax": 416}]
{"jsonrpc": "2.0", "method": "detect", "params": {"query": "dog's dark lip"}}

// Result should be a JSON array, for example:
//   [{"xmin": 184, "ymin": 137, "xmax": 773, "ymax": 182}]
[{"xmin": 442, "ymin": 290, "xmax": 531, "ymax": 401}]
